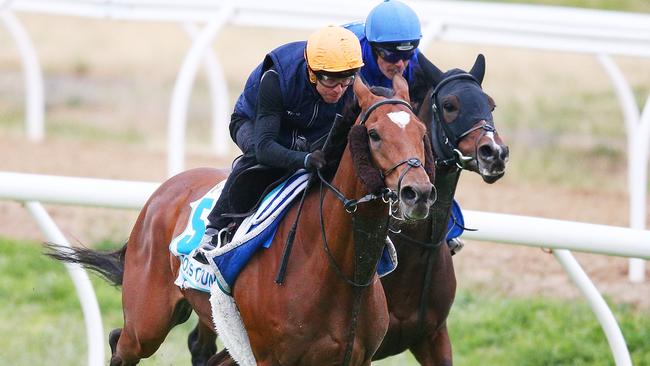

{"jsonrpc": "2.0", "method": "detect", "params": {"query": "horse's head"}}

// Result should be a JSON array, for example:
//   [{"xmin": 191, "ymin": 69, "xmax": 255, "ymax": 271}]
[
  {"xmin": 350, "ymin": 74, "xmax": 435, "ymax": 220},
  {"xmin": 422, "ymin": 54, "xmax": 509, "ymax": 183}
]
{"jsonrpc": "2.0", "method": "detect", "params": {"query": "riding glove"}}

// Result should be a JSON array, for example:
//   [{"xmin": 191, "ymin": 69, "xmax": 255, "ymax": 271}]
[{"xmin": 304, "ymin": 150, "xmax": 326, "ymax": 171}]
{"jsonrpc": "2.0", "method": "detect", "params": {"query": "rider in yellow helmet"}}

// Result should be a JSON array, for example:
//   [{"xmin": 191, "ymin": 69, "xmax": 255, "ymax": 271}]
[{"xmin": 198, "ymin": 26, "xmax": 363, "ymax": 256}]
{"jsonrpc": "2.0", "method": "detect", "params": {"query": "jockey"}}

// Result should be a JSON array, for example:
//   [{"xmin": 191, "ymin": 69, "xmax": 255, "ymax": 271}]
[
  {"xmin": 227, "ymin": 1, "xmax": 465, "ymax": 255},
  {"xmin": 198, "ymin": 25, "xmax": 363, "ymax": 257},
  {"xmin": 349, "ymin": 0, "xmax": 465, "ymax": 255},
  {"xmin": 345, "ymin": 0, "xmax": 426, "ymax": 88}
]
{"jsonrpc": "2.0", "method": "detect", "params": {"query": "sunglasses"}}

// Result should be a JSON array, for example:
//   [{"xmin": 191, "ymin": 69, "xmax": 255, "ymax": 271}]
[
  {"xmin": 315, "ymin": 73, "xmax": 356, "ymax": 88},
  {"xmin": 375, "ymin": 46, "xmax": 415, "ymax": 63}
]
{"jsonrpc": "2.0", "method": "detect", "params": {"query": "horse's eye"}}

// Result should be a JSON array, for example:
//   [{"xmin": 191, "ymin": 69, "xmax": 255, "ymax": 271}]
[
  {"xmin": 443, "ymin": 102, "xmax": 456, "ymax": 112},
  {"xmin": 491, "ymin": 104, "xmax": 497, "ymax": 112},
  {"xmin": 368, "ymin": 129, "xmax": 381, "ymax": 142}
]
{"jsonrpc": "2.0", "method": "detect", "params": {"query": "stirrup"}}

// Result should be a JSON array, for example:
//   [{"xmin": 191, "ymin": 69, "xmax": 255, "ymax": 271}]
[
  {"xmin": 448, "ymin": 237, "xmax": 464, "ymax": 256},
  {"xmin": 193, "ymin": 227, "xmax": 229, "ymax": 264}
]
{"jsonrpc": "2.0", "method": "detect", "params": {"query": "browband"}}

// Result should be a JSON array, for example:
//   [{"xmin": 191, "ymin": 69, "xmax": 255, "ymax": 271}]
[{"xmin": 359, "ymin": 98, "xmax": 413, "ymax": 125}]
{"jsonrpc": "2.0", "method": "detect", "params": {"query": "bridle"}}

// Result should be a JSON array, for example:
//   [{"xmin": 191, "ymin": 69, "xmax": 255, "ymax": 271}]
[
  {"xmin": 317, "ymin": 97, "xmax": 429, "ymax": 287},
  {"xmin": 430, "ymin": 73, "xmax": 497, "ymax": 170},
  {"xmin": 319, "ymin": 97, "xmax": 431, "ymax": 366}
]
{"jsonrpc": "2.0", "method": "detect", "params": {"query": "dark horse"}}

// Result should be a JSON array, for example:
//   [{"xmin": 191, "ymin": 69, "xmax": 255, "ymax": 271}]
[
  {"xmin": 373, "ymin": 54, "xmax": 509, "ymax": 365},
  {"xmin": 47, "ymin": 74, "xmax": 437, "ymax": 365}
]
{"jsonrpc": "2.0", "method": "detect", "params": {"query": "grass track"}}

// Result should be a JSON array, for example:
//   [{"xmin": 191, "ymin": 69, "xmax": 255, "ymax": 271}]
[{"xmin": 2, "ymin": 238, "xmax": 649, "ymax": 365}]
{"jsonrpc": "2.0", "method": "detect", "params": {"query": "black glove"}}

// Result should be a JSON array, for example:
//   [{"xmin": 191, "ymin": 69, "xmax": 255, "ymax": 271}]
[{"xmin": 304, "ymin": 150, "xmax": 326, "ymax": 171}]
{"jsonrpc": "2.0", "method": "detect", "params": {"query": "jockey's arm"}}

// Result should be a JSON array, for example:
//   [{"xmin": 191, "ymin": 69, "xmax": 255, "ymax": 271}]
[{"xmin": 254, "ymin": 69, "xmax": 309, "ymax": 171}]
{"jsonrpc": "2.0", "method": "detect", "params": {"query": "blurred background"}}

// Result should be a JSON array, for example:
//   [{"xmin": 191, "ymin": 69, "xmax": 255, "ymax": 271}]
[{"xmin": 1, "ymin": 0, "xmax": 649, "ymax": 365}]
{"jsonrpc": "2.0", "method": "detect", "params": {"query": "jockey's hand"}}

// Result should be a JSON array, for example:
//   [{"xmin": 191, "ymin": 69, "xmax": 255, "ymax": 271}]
[{"xmin": 304, "ymin": 150, "xmax": 326, "ymax": 171}]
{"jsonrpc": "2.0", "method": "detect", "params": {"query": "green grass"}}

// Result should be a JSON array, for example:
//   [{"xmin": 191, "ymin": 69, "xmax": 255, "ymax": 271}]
[
  {"xmin": 2, "ymin": 237, "xmax": 649, "ymax": 365},
  {"xmin": 449, "ymin": 292, "xmax": 650, "ymax": 365}
]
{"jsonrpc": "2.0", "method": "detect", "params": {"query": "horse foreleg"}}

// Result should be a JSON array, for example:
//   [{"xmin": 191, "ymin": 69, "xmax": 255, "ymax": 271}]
[
  {"xmin": 188, "ymin": 320, "xmax": 218, "ymax": 366},
  {"xmin": 409, "ymin": 325, "xmax": 453, "ymax": 366}
]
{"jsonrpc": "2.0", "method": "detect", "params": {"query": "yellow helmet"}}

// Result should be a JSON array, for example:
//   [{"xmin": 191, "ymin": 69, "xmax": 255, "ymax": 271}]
[{"xmin": 306, "ymin": 25, "xmax": 364, "ymax": 73}]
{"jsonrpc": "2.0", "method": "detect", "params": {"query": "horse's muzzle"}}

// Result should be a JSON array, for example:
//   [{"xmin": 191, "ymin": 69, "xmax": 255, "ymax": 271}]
[
  {"xmin": 399, "ymin": 182, "xmax": 435, "ymax": 220},
  {"xmin": 478, "ymin": 143, "xmax": 509, "ymax": 184}
]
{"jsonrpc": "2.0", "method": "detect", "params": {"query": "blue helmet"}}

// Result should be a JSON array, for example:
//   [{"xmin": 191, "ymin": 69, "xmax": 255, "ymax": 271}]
[{"xmin": 365, "ymin": 0, "xmax": 422, "ymax": 46}]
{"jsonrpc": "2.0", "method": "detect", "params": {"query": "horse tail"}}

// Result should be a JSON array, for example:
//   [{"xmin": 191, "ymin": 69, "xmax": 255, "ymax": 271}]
[{"xmin": 44, "ymin": 243, "xmax": 127, "ymax": 286}]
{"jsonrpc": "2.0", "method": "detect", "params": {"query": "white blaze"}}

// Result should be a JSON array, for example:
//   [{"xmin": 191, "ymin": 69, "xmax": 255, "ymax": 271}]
[{"xmin": 387, "ymin": 111, "xmax": 410, "ymax": 129}]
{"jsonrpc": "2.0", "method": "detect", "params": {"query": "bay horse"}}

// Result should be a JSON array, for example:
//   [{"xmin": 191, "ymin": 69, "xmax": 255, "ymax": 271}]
[
  {"xmin": 373, "ymin": 54, "xmax": 510, "ymax": 365},
  {"xmin": 47, "ymin": 74, "xmax": 437, "ymax": 365},
  {"xmin": 176, "ymin": 55, "xmax": 509, "ymax": 366}
]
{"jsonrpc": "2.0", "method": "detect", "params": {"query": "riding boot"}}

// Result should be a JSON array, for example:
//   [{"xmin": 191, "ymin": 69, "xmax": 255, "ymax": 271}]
[
  {"xmin": 447, "ymin": 237, "xmax": 464, "ymax": 256},
  {"xmin": 193, "ymin": 179, "xmax": 236, "ymax": 265},
  {"xmin": 194, "ymin": 155, "xmax": 255, "ymax": 264}
]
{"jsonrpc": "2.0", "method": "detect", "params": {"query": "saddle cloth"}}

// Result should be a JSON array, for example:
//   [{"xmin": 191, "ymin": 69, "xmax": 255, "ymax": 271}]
[
  {"xmin": 170, "ymin": 169, "xmax": 397, "ymax": 295},
  {"xmin": 447, "ymin": 199, "xmax": 465, "ymax": 240}
]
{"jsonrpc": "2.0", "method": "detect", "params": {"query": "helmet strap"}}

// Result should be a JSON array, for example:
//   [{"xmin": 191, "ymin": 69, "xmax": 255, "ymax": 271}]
[{"xmin": 307, "ymin": 68, "xmax": 318, "ymax": 84}]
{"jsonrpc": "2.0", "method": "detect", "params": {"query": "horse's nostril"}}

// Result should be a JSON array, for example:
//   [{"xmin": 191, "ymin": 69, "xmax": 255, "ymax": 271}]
[
  {"xmin": 478, "ymin": 144, "xmax": 494, "ymax": 159},
  {"xmin": 400, "ymin": 186, "xmax": 417, "ymax": 202}
]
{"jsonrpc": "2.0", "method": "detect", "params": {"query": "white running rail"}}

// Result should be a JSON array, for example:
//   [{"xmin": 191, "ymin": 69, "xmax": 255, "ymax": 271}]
[
  {"xmin": 2, "ymin": 0, "xmax": 648, "ymax": 282},
  {"xmin": 1, "ymin": 171, "xmax": 649, "ymax": 365}
]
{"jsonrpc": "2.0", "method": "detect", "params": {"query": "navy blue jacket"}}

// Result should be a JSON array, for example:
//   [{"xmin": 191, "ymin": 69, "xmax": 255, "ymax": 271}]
[{"xmin": 234, "ymin": 41, "xmax": 352, "ymax": 165}]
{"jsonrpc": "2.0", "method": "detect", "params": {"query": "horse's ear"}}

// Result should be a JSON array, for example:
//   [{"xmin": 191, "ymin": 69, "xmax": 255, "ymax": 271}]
[
  {"xmin": 392, "ymin": 73, "xmax": 410, "ymax": 104},
  {"xmin": 470, "ymin": 54, "xmax": 486, "ymax": 85},
  {"xmin": 353, "ymin": 76, "xmax": 372, "ymax": 108}
]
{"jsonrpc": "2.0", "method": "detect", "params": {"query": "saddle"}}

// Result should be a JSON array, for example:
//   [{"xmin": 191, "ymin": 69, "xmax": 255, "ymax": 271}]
[{"xmin": 227, "ymin": 164, "xmax": 293, "ymax": 217}]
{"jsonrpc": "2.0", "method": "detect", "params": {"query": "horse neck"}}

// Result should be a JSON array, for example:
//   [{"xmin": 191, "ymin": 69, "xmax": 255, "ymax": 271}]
[
  {"xmin": 316, "ymin": 146, "xmax": 389, "ymax": 284},
  {"xmin": 430, "ymin": 168, "xmax": 461, "ymax": 245}
]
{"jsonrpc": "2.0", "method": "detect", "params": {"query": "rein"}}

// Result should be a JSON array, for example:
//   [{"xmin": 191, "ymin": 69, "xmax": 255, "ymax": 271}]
[
  {"xmin": 318, "ymin": 97, "xmax": 426, "ymax": 366},
  {"xmin": 316, "ymin": 97, "xmax": 427, "ymax": 287}
]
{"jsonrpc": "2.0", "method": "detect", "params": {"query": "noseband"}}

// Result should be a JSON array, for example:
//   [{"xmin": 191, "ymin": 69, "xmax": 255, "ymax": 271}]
[
  {"xmin": 317, "ymin": 97, "xmax": 430, "ymax": 286},
  {"xmin": 430, "ymin": 73, "xmax": 498, "ymax": 170}
]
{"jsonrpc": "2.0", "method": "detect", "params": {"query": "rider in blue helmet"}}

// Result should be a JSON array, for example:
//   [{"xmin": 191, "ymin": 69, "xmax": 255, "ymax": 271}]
[
  {"xmin": 345, "ymin": 0, "xmax": 465, "ymax": 255},
  {"xmin": 345, "ymin": 0, "xmax": 427, "ymax": 90}
]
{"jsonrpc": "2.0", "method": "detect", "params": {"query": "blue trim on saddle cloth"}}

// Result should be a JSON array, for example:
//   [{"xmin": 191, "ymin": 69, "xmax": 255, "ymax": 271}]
[
  {"xmin": 446, "ymin": 199, "xmax": 465, "ymax": 241},
  {"xmin": 377, "ymin": 239, "xmax": 398, "ymax": 277}
]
